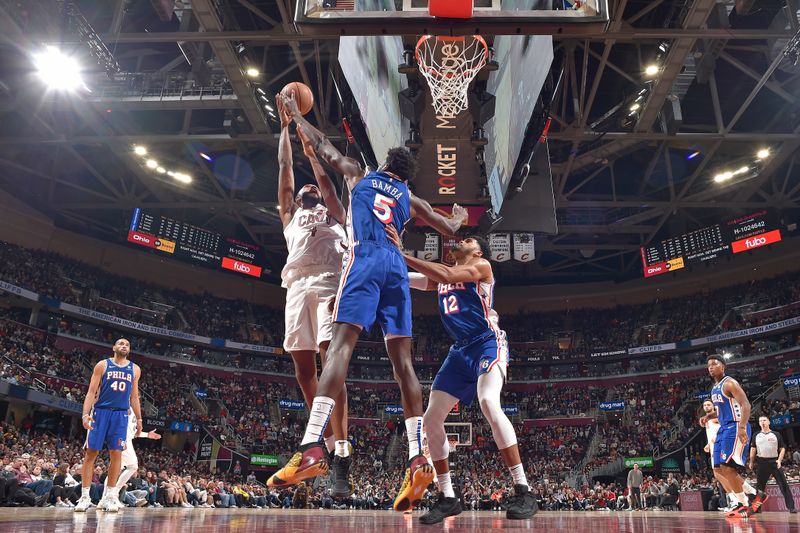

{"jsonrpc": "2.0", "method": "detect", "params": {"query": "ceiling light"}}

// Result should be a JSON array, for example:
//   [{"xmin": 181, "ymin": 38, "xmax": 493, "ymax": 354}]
[
  {"xmin": 33, "ymin": 46, "xmax": 85, "ymax": 91},
  {"xmin": 156, "ymin": 166, "xmax": 166, "ymax": 173},
  {"xmin": 256, "ymin": 88, "xmax": 265, "ymax": 95},
  {"xmin": 756, "ymin": 148, "xmax": 770, "ymax": 160},
  {"xmin": 133, "ymin": 145, "xmax": 147, "ymax": 156},
  {"xmin": 173, "ymin": 173, "xmax": 192, "ymax": 184},
  {"xmin": 713, "ymin": 171, "xmax": 734, "ymax": 183},
  {"xmin": 245, "ymin": 67, "xmax": 260, "ymax": 77},
  {"xmin": 736, "ymin": 166, "xmax": 749, "ymax": 175},
  {"xmin": 145, "ymin": 159, "xmax": 158, "ymax": 169},
  {"xmin": 630, "ymin": 103, "xmax": 640, "ymax": 111},
  {"xmin": 722, "ymin": 352, "xmax": 732, "ymax": 360},
  {"xmin": 199, "ymin": 152, "xmax": 213, "ymax": 162},
  {"xmin": 166, "ymin": 171, "xmax": 175, "ymax": 176},
  {"xmin": 265, "ymin": 104, "xmax": 274, "ymax": 112},
  {"xmin": 644, "ymin": 64, "xmax": 659, "ymax": 76},
  {"xmin": 687, "ymin": 150, "xmax": 701, "ymax": 160}
]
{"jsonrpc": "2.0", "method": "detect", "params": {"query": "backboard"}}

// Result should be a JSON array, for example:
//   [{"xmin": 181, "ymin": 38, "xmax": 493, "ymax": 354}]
[{"xmin": 295, "ymin": 1, "xmax": 610, "ymax": 37}]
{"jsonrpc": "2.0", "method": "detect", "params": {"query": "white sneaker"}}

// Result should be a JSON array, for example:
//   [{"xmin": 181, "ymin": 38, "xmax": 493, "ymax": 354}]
[
  {"xmin": 74, "ymin": 497, "xmax": 93, "ymax": 512},
  {"xmin": 56, "ymin": 501, "xmax": 71, "ymax": 508},
  {"xmin": 181, "ymin": 502, "xmax": 193, "ymax": 508},
  {"xmin": 105, "ymin": 497, "xmax": 120, "ymax": 513}
]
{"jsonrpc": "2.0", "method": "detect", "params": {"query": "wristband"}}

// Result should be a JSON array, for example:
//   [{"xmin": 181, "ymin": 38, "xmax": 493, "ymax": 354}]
[{"xmin": 82, "ymin": 414, "xmax": 91, "ymax": 419}]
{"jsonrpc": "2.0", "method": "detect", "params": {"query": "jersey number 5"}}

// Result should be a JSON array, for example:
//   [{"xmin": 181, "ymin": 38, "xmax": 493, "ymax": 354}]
[
  {"xmin": 373, "ymin": 193, "xmax": 396, "ymax": 224},
  {"xmin": 442, "ymin": 295, "xmax": 460, "ymax": 315},
  {"xmin": 110, "ymin": 381, "xmax": 127, "ymax": 392}
]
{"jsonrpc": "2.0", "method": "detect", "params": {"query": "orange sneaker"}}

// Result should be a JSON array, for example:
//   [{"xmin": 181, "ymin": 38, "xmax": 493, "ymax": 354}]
[
  {"xmin": 267, "ymin": 443, "xmax": 329, "ymax": 488},
  {"xmin": 393, "ymin": 454, "xmax": 435, "ymax": 512}
]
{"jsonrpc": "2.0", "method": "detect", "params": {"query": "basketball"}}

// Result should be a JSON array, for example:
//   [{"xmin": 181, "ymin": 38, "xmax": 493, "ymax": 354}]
[{"xmin": 281, "ymin": 82, "xmax": 314, "ymax": 116}]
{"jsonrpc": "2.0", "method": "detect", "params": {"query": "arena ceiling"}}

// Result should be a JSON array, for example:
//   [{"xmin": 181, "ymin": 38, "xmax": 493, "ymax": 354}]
[{"xmin": 0, "ymin": 0, "xmax": 798, "ymax": 285}]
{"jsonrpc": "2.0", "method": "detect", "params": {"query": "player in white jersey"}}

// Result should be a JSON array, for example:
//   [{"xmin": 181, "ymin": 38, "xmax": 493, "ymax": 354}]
[
  {"xmin": 100, "ymin": 408, "xmax": 161, "ymax": 509},
  {"xmin": 275, "ymin": 98, "xmax": 351, "ymax": 497}
]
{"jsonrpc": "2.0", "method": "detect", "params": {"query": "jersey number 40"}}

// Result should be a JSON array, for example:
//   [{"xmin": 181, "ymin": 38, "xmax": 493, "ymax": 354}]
[{"xmin": 110, "ymin": 381, "xmax": 128, "ymax": 392}]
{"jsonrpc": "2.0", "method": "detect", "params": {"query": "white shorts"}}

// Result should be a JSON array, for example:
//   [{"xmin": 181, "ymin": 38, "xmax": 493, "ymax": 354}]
[
  {"xmin": 283, "ymin": 272, "xmax": 339, "ymax": 353},
  {"xmin": 121, "ymin": 439, "xmax": 138, "ymax": 468}
]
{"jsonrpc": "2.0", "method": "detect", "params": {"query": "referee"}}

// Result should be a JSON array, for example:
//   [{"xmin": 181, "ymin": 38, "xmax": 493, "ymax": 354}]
[{"xmin": 748, "ymin": 415, "xmax": 797, "ymax": 514}]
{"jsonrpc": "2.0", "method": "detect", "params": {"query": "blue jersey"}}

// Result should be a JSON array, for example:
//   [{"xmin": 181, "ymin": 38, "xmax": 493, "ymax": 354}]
[
  {"xmin": 711, "ymin": 376, "xmax": 743, "ymax": 428},
  {"xmin": 347, "ymin": 171, "xmax": 411, "ymax": 247},
  {"xmin": 95, "ymin": 358, "xmax": 135, "ymax": 410},
  {"xmin": 437, "ymin": 280, "xmax": 500, "ymax": 342}
]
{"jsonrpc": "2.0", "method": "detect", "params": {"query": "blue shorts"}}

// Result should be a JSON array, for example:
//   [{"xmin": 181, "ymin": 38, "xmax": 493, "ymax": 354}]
[
  {"xmin": 85, "ymin": 408, "xmax": 128, "ymax": 451},
  {"xmin": 713, "ymin": 423, "xmax": 751, "ymax": 468},
  {"xmin": 431, "ymin": 331, "xmax": 508, "ymax": 406},
  {"xmin": 333, "ymin": 242, "xmax": 412, "ymax": 337}
]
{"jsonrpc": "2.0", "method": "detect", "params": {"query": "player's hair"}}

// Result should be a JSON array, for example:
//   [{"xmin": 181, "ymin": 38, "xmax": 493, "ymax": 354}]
[
  {"xmin": 384, "ymin": 147, "xmax": 418, "ymax": 183},
  {"xmin": 469, "ymin": 235, "xmax": 492, "ymax": 260},
  {"xmin": 707, "ymin": 354, "xmax": 726, "ymax": 366}
]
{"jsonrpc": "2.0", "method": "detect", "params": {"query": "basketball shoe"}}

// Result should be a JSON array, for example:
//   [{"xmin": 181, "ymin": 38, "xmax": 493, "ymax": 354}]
[
  {"xmin": 419, "ymin": 493, "xmax": 462, "ymax": 524},
  {"xmin": 393, "ymin": 454, "xmax": 435, "ymax": 512},
  {"xmin": 267, "ymin": 442, "xmax": 329, "ymax": 487},
  {"xmin": 748, "ymin": 491, "xmax": 769, "ymax": 515},
  {"xmin": 331, "ymin": 455, "xmax": 353, "ymax": 498},
  {"xmin": 725, "ymin": 503, "xmax": 749, "ymax": 518},
  {"xmin": 506, "ymin": 484, "xmax": 538, "ymax": 520}
]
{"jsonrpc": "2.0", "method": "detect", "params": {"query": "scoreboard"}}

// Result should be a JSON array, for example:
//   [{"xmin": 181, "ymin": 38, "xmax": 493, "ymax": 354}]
[
  {"xmin": 127, "ymin": 208, "xmax": 266, "ymax": 279},
  {"xmin": 642, "ymin": 211, "xmax": 782, "ymax": 278}
]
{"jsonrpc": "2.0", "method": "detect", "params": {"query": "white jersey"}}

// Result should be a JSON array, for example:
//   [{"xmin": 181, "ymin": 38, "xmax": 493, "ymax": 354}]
[
  {"xmin": 281, "ymin": 204, "xmax": 346, "ymax": 288},
  {"xmin": 127, "ymin": 408, "xmax": 138, "ymax": 442},
  {"xmin": 705, "ymin": 418, "xmax": 720, "ymax": 445}
]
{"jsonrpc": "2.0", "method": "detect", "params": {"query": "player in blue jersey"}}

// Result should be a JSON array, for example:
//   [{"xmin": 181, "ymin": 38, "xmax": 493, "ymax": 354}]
[
  {"xmin": 75, "ymin": 338, "xmax": 142, "ymax": 513},
  {"xmin": 384, "ymin": 225, "xmax": 537, "ymax": 523},
  {"xmin": 699, "ymin": 354, "xmax": 752, "ymax": 518},
  {"xmin": 269, "ymin": 93, "xmax": 468, "ymax": 512}
]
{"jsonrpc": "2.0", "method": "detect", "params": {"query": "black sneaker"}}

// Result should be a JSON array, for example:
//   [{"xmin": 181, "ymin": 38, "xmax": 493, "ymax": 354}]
[
  {"xmin": 331, "ymin": 455, "xmax": 353, "ymax": 499},
  {"xmin": 34, "ymin": 494, "xmax": 49, "ymax": 507},
  {"xmin": 419, "ymin": 493, "xmax": 462, "ymax": 524},
  {"xmin": 506, "ymin": 484, "xmax": 538, "ymax": 520},
  {"xmin": 747, "ymin": 492, "xmax": 756, "ymax": 506},
  {"xmin": 789, "ymin": 509, "xmax": 797, "ymax": 514}
]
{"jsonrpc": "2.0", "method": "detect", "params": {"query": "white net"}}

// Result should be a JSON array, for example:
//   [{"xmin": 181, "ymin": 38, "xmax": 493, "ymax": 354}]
[{"xmin": 415, "ymin": 35, "xmax": 488, "ymax": 118}]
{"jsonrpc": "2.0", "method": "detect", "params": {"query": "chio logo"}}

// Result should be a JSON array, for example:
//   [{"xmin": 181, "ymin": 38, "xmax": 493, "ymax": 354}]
[
  {"xmin": 133, "ymin": 234, "xmax": 151, "ymax": 244},
  {"xmin": 647, "ymin": 266, "xmax": 662, "ymax": 274},
  {"xmin": 745, "ymin": 236, "xmax": 767, "ymax": 248},
  {"xmin": 233, "ymin": 262, "xmax": 251, "ymax": 273}
]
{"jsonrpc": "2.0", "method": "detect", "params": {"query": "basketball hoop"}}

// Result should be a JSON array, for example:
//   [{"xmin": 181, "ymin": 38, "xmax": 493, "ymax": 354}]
[
  {"xmin": 415, "ymin": 35, "xmax": 489, "ymax": 118},
  {"xmin": 448, "ymin": 438, "xmax": 458, "ymax": 454}
]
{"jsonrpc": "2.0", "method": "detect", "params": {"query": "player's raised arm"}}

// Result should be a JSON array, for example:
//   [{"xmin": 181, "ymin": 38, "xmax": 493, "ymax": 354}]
[
  {"xmin": 82, "ymin": 361, "xmax": 106, "ymax": 430},
  {"xmin": 279, "ymin": 93, "xmax": 363, "ymax": 189},
  {"xmin": 410, "ymin": 196, "xmax": 468, "ymax": 237},
  {"xmin": 296, "ymin": 125, "xmax": 346, "ymax": 224},
  {"xmin": 277, "ymin": 96, "xmax": 297, "ymax": 228},
  {"xmin": 724, "ymin": 378, "xmax": 751, "ymax": 443},
  {"xmin": 130, "ymin": 364, "xmax": 143, "ymax": 435}
]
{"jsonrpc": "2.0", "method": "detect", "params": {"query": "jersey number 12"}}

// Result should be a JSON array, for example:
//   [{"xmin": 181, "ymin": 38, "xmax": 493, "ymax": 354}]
[{"xmin": 442, "ymin": 295, "xmax": 460, "ymax": 315}]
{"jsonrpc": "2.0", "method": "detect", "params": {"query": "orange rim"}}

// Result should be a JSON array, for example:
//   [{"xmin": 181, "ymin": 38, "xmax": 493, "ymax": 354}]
[{"xmin": 415, "ymin": 34, "xmax": 489, "ymax": 80}]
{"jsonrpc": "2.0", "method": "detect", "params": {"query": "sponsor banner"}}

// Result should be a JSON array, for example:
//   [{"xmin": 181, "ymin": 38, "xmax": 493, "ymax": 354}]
[
  {"xmin": 624, "ymin": 457, "xmax": 654, "ymax": 468},
  {"xmin": 144, "ymin": 417, "xmax": 167, "ymax": 428},
  {"xmin": 170, "ymin": 421, "xmax": 195, "ymax": 432},
  {"xmin": 695, "ymin": 392, "xmax": 711, "ymax": 400},
  {"xmin": 590, "ymin": 349, "xmax": 627, "ymax": 358},
  {"xmin": 26, "ymin": 388, "xmax": 82, "ymax": 413},
  {"xmin": 599, "ymin": 400, "xmax": 625, "ymax": 411},
  {"xmin": 221, "ymin": 257, "xmax": 262, "ymax": 278},
  {"xmin": 250, "ymin": 454, "xmax": 279, "ymax": 467},
  {"xmin": 441, "ymin": 236, "xmax": 460, "ymax": 266},
  {"xmin": 196, "ymin": 427, "xmax": 248, "ymax": 473},
  {"xmin": 770, "ymin": 414, "xmax": 792, "ymax": 428},
  {"xmin": 194, "ymin": 388, "xmax": 208, "ymax": 399},
  {"xmin": 416, "ymin": 234, "xmax": 440, "ymax": 261},
  {"xmin": 628, "ymin": 343, "xmax": 677, "ymax": 355},
  {"xmin": 278, "ymin": 399, "xmax": 305, "ymax": 410},
  {"xmin": 525, "ymin": 417, "xmax": 594, "ymax": 428},
  {"xmin": 416, "ymin": 206, "xmax": 488, "ymax": 228},
  {"xmin": 502, "ymin": 405, "xmax": 519, "ymax": 415},
  {"xmin": 679, "ymin": 490, "xmax": 704, "ymax": 511},
  {"xmin": 784, "ymin": 375, "xmax": 800, "ymax": 388},
  {"xmin": 731, "ymin": 229, "xmax": 782, "ymax": 254},
  {"xmin": 643, "ymin": 257, "xmax": 685, "ymax": 278},
  {"xmin": 224, "ymin": 341, "xmax": 282, "ymax": 354},
  {"xmin": 658, "ymin": 456, "xmax": 682, "ymax": 474},
  {"xmin": 0, "ymin": 280, "xmax": 39, "ymax": 301},
  {"xmin": 384, "ymin": 405, "xmax": 404, "ymax": 415},
  {"xmin": 513, "ymin": 233, "xmax": 535, "ymax": 262},
  {"xmin": 59, "ymin": 302, "xmax": 213, "ymax": 344},
  {"xmin": 489, "ymin": 233, "xmax": 511, "ymax": 262},
  {"xmin": 691, "ymin": 316, "xmax": 800, "ymax": 347},
  {"xmin": 762, "ymin": 483, "xmax": 800, "ymax": 512}
]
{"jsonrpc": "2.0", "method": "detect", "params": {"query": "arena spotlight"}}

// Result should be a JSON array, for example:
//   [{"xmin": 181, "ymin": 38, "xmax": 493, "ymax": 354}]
[
  {"xmin": 33, "ymin": 46, "xmax": 85, "ymax": 91},
  {"xmin": 156, "ymin": 166, "xmax": 166, "ymax": 174},
  {"xmin": 245, "ymin": 67, "xmax": 260, "ymax": 78},
  {"xmin": 173, "ymin": 173, "xmax": 192, "ymax": 184},
  {"xmin": 199, "ymin": 152, "xmax": 213, "ymax": 162},
  {"xmin": 686, "ymin": 150, "xmax": 702, "ymax": 160},
  {"xmin": 756, "ymin": 148, "xmax": 770, "ymax": 160},
  {"xmin": 644, "ymin": 64, "xmax": 659, "ymax": 77},
  {"xmin": 629, "ymin": 103, "xmax": 640, "ymax": 111},
  {"xmin": 133, "ymin": 145, "xmax": 147, "ymax": 156},
  {"xmin": 145, "ymin": 159, "xmax": 158, "ymax": 169},
  {"xmin": 722, "ymin": 352, "xmax": 732, "ymax": 360}
]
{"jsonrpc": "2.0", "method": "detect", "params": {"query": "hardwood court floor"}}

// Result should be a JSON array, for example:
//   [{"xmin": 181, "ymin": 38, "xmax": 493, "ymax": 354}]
[{"xmin": 0, "ymin": 508, "xmax": 797, "ymax": 532}]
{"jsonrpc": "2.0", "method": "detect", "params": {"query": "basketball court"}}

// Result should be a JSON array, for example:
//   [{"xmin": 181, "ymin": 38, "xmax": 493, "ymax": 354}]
[{"xmin": 0, "ymin": 508, "xmax": 797, "ymax": 533}]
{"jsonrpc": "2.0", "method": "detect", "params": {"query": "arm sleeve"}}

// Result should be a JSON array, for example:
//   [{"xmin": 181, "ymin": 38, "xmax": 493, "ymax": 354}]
[
  {"xmin": 750, "ymin": 432, "xmax": 758, "ymax": 447},
  {"xmin": 775, "ymin": 432, "xmax": 786, "ymax": 449},
  {"xmin": 408, "ymin": 272, "xmax": 429, "ymax": 291}
]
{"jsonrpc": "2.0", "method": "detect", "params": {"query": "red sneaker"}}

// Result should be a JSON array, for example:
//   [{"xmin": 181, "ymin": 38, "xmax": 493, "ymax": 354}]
[
  {"xmin": 393, "ymin": 454, "xmax": 435, "ymax": 512},
  {"xmin": 267, "ymin": 443, "xmax": 329, "ymax": 487},
  {"xmin": 749, "ymin": 491, "xmax": 768, "ymax": 514}
]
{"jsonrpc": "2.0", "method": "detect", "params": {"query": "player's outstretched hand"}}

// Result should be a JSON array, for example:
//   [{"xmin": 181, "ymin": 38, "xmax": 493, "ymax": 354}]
[
  {"xmin": 279, "ymin": 92, "xmax": 301, "ymax": 117},
  {"xmin": 451, "ymin": 203, "xmax": 469, "ymax": 225},
  {"xmin": 82, "ymin": 414, "xmax": 93, "ymax": 431},
  {"xmin": 296, "ymin": 125, "xmax": 317, "ymax": 160},
  {"xmin": 384, "ymin": 224, "xmax": 403, "ymax": 251},
  {"xmin": 148, "ymin": 430, "xmax": 162, "ymax": 440},
  {"xmin": 275, "ymin": 95, "xmax": 292, "ymax": 128},
  {"xmin": 703, "ymin": 444, "xmax": 709, "ymax": 453},
  {"xmin": 698, "ymin": 415, "xmax": 708, "ymax": 427}
]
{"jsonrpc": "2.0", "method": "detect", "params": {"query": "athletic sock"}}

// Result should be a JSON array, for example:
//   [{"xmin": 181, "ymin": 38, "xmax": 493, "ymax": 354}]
[
  {"xmin": 742, "ymin": 481, "xmax": 756, "ymax": 495},
  {"xmin": 508, "ymin": 463, "xmax": 528, "ymax": 488},
  {"xmin": 324, "ymin": 435, "xmax": 336, "ymax": 454},
  {"xmin": 437, "ymin": 472, "xmax": 455, "ymax": 498},
  {"xmin": 82, "ymin": 487, "xmax": 90, "ymax": 499},
  {"xmin": 405, "ymin": 417, "xmax": 423, "ymax": 460},
  {"xmin": 335, "ymin": 440, "xmax": 351, "ymax": 458},
  {"xmin": 736, "ymin": 492, "xmax": 747, "ymax": 506},
  {"xmin": 301, "ymin": 396, "xmax": 335, "ymax": 446}
]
